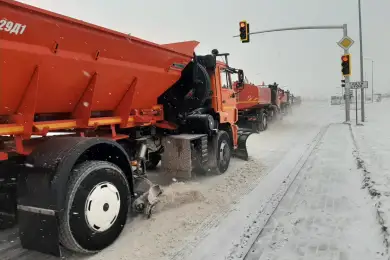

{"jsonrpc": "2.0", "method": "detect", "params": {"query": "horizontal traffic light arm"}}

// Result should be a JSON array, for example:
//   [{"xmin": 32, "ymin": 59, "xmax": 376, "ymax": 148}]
[{"xmin": 233, "ymin": 25, "xmax": 344, "ymax": 38}]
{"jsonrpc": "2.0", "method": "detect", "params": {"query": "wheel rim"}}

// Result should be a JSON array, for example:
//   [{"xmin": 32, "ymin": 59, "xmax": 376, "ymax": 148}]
[
  {"xmin": 219, "ymin": 141, "xmax": 230, "ymax": 166},
  {"xmin": 84, "ymin": 182, "xmax": 121, "ymax": 233},
  {"xmin": 263, "ymin": 116, "xmax": 267, "ymax": 128}
]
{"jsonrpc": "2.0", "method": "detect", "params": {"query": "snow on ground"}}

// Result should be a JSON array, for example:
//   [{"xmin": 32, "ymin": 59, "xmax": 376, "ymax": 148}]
[
  {"xmin": 0, "ymin": 101, "xmax": 347, "ymax": 260},
  {"xmin": 350, "ymin": 98, "xmax": 390, "ymax": 253},
  {"xmin": 244, "ymin": 123, "xmax": 386, "ymax": 260},
  {"xmin": 86, "ymin": 102, "xmax": 340, "ymax": 260},
  {"xmin": 184, "ymin": 102, "xmax": 390, "ymax": 260}
]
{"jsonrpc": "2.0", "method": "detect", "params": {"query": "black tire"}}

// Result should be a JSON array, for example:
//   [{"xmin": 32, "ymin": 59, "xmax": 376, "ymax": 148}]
[
  {"xmin": 268, "ymin": 110, "xmax": 274, "ymax": 122},
  {"xmin": 276, "ymin": 108, "xmax": 283, "ymax": 120},
  {"xmin": 262, "ymin": 112, "xmax": 268, "ymax": 130},
  {"xmin": 258, "ymin": 111, "xmax": 268, "ymax": 131},
  {"xmin": 251, "ymin": 120, "xmax": 259, "ymax": 133},
  {"xmin": 284, "ymin": 105, "xmax": 290, "ymax": 115},
  {"xmin": 59, "ymin": 161, "xmax": 130, "ymax": 254},
  {"xmin": 146, "ymin": 152, "xmax": 161, "ymax": 170},
  {"xmin": 210, "ymin": 130, "xmax": 231, "ymax": 174},
  {"xmin": 278, "ymin": 113, "xmax": 283, "ymax": 120}
]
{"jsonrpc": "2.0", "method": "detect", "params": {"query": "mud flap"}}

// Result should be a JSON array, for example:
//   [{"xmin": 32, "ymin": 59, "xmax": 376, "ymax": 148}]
[
  {"xmin": 232, "ymin": 130, "xmax": 253, "ymax": 161},
  {"xmin": 0, "ymin": 167, "xmax": 17, "ymax": 230},
  {"xmin": 18, "ymin": 206, "xmax": 61, "ymax": 256},
  {"xmin": 17, "ymin": 164, "xmax": 62, "ymax": 257}
]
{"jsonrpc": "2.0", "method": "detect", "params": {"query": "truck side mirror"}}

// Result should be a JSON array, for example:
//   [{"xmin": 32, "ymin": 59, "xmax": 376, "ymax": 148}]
[{"xmin": 236, "ymin": 69, "xmax": 244, "ymax": 90}]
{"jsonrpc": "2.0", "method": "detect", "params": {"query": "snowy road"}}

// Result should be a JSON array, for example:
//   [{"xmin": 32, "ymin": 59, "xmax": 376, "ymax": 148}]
[
  {"xmin": 186, "ymin": 100, "xmax": 390, "ymax": 260},
  {"xmin": 3, "ymin": 100, "xmax": 385, "ymax": 260},
  {"xmin": 244, "ymin": 123, "xmax": 385, "ymax": 260}
]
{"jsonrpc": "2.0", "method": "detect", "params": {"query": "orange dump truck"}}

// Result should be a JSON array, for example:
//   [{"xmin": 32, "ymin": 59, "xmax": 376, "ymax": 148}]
[
  {"xmin": 0, "ymin": 0, "xmax": 252, "ymax": 256},
  {"xmin": 236, "ymin": 82, "xmax": 285, "ymax": 132}
]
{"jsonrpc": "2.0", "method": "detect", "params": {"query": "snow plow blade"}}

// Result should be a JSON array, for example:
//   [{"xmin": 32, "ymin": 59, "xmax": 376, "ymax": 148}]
[{"xmin": 232, "ymin": 130, "xmax": 253, "ymax": 161}]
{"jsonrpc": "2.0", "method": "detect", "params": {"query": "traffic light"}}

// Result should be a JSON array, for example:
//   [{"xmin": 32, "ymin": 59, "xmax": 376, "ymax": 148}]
[
  {"xmin": 341, "ymin": 54, "xmax": 351, "ymax": 76},
  {"xmin": 239, "ymin": 21, "xmax": 250, "ymax": 43}
]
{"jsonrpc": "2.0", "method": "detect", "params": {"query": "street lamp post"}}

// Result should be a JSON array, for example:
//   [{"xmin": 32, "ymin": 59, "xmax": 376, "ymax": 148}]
[
  {"xmin": 358, "ymin": 0, "xmax": 365, "ymax": 121},
  {"xmin": 372, "ymin": 60, "xmax": 374, "ymax": 102}
]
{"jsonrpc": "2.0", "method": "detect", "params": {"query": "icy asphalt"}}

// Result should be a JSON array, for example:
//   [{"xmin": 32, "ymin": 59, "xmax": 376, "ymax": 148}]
[{"xmin": 1, "ymin": 100, "xmax": 389, "ymax": 260}]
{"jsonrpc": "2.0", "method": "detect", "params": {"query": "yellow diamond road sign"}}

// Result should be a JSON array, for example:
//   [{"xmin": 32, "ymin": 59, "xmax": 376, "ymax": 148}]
[{"xmin": 337, "ymin": 36, "xmax": 354, "ymax": 50}]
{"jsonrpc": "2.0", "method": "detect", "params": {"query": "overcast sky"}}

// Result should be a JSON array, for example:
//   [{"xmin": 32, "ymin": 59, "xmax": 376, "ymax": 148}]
[{"xmin": 17, "ymin": 0, "xmax": 390, "ymax": 98}]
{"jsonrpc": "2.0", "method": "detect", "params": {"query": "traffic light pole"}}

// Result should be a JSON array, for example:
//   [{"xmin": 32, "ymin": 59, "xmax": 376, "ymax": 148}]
[
  {"xmin": 342, "ymin": 24, "xmax": 351, "ymax": 123},
  {"xmin": 234, "ymin": 24, "xmax": 351, "ymax": 122}
]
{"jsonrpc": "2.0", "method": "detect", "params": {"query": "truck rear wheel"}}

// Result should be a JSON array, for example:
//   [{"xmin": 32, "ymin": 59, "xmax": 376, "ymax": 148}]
[
  {"xmin": 262, "ymin": 113, "xmax": 268, "ymax": 130},
  {"xmin": 59, "ymin": 161, "xmax": 130, "ymax": 254},
  {"xmin": 258, "ymin": 111, "xmax": 268, "ymax": 131},
  {"xmin": 268, "ymin": 110, "xmax": 274, "ymax": 121}
]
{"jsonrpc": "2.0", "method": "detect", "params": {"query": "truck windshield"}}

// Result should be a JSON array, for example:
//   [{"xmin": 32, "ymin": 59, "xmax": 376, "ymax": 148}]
[
  {"xmin": 230, "ymin": 72, "xmax": 238, "ymax": 86},
  {"xmin": 220, "ymin": 68, "xmax": 232, "ymax": 89}
]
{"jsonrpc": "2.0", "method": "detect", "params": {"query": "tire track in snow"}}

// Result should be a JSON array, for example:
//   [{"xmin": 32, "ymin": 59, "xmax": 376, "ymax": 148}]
[
  {"xmin": 182, "ymin": 123, "xmax": 331, "ymax": 260},
  {"xmin": 236, "ymin": 123, "xmax": 331, "ymax": 260}
]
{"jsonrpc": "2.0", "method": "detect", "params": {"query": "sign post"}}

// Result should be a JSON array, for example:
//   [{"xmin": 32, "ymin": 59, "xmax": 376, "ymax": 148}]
[{"xmin": 346, "ymin": 81, "xmax": 367, "ymax": 125}]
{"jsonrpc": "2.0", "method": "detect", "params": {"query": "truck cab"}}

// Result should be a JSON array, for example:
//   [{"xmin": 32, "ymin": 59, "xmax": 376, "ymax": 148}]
[{"xmin": 216, "ymin": 62, "xmax": 240, "ymax": 124}]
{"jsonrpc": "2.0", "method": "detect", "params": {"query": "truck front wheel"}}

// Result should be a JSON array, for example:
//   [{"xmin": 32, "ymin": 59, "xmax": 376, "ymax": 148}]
[
  {"xmin": 211, "ymin": 131, "xmax": 231, "ymax": 174},
  {"xmin": 59, "ymin": 161, "xmax": 130, "ymax": 254}
]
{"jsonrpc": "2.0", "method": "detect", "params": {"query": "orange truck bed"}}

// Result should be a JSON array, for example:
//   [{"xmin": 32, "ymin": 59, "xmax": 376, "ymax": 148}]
[
  {"xmin": 237, "ymin": 83, "xmax": 271, "ymax": 110},
  {"xmin": 0, "ymin": 0, "xmax": 198, "ymax": 137}
]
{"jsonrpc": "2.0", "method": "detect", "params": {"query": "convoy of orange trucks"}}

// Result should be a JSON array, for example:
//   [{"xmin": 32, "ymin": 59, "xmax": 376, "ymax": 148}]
[
  {"xmin": 0, "ymin": 0, "xmax": 298, "ymax": 257},
  {"xmin": 236, "ymin": 82, "xmax": 294, "ymax": 132}
]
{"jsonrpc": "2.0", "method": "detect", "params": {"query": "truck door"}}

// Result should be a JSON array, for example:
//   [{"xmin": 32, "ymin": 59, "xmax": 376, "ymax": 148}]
[
  {"xmin": 219, "ymin": 67, "xmax": 237, "ymax": 112},
  {"xmin": 218, "ymin": 66, "xmax": 238, "ymax": 124}
]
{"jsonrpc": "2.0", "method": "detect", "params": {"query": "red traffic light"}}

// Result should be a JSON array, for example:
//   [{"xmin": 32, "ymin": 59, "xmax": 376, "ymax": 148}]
[
  {"xmin": 239, "ymin": 21, "xmax": 250, "ymax": 43},
  {"xmin": 341, "ymin": 54, "xmax": 351, "ymax": 76}
]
